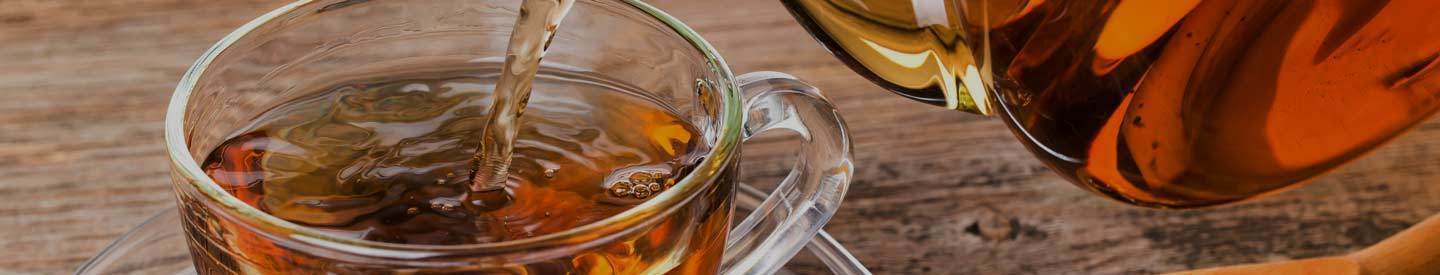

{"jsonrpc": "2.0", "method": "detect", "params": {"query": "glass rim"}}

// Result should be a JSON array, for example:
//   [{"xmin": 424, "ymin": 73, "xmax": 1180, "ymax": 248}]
[{"xmin": 163, "ymin": 0, "xmax": 743, "ymax": 255}]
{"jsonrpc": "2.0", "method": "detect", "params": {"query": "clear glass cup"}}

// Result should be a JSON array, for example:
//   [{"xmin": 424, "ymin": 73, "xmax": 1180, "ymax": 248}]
[
  {"xmin": 71, "ymin": 185, "xmax": 873, "ymax": 275},
  {"xmin": 161, "ymin": 0, "xmax": 853, "ymax": 274}
]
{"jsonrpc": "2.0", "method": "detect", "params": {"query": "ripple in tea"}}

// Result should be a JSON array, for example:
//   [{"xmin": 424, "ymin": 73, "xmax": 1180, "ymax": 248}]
[{"xmin": 201, "ymin": 71, "xmax": 703, "ymax": 244}]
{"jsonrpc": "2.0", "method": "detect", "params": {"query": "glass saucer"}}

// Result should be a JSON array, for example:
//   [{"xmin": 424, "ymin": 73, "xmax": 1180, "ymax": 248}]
[{"xmin": 75, "ymin": 184, "xmax": 870, "ymax": 275}]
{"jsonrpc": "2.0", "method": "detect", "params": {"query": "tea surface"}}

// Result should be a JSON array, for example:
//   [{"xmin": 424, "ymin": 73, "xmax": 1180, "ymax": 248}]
[{"xmin": 202, "ymin": 71, "xmax": 703, "ymax": 244}]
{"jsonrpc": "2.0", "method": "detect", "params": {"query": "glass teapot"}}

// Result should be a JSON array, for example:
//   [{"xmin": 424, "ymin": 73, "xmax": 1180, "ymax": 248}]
[{"xmin": 782, "ymin": 0, "xmax": 1440, "ymax": 208}]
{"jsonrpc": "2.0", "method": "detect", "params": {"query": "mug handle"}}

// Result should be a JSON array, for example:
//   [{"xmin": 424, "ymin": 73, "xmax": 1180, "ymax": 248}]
[{"xmin": 722, "ymin": 71, "xmax": 854, "ymax": 275}]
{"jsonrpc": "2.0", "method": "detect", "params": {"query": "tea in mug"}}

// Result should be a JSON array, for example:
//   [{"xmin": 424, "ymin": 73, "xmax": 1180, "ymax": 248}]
[{"xmin": 198, "ymin": 69, "xmax": 720, "ymax": 271}]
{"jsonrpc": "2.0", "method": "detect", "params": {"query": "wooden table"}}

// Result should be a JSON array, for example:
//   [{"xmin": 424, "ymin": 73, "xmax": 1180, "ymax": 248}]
[{"xmin": 4, "ymin": 0, "xmax": 1440, "ymax": 274}]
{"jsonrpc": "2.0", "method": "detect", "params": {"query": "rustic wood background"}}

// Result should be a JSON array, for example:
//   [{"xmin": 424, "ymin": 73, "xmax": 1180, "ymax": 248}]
[{"xmin": 4, "ymin": 0, "xmax": 1440, "ymax": 274}]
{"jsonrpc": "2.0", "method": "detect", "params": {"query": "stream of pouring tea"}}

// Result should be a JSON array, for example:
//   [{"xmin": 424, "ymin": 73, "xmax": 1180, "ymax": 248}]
[{"xmin": 468, "ymin": 0, "xmax": 576, "ymax": 209}]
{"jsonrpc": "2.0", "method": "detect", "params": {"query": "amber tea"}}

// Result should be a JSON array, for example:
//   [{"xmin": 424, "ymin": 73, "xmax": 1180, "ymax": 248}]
[
  {"xmin": 195, "ymin": 69, "xmax": 723, "ymax": 272},
  {"xmin": 786, "ymin": 0, "xmax": 1440, "ymax": 207},
  {"xmin": 164, "ymin": 0, "xmax": 854, "ymax": 274}
]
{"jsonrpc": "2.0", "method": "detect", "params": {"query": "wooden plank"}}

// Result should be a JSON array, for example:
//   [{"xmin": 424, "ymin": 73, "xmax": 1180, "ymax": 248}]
[{"xmin": 1, "ymin": 0, "xmax": 1437, "ymax": 274}]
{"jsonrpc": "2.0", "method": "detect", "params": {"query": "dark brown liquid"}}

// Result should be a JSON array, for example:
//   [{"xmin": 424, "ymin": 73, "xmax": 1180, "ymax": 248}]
[
  {"xmin": 787, "ymin": 0, "xmax": 1440, "ymax": 207},
  {"xmin": 202, "ymin": 72, "xmax": 703, "ymax": 244}
]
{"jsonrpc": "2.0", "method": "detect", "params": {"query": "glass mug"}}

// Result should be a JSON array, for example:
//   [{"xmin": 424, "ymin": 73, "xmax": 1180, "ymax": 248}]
[
  {"xmin": 782, "ymin": 0, "xmax": 1440, "ymax": 208},
  {"xmin": 165, "ymin": 0, "xmax": 852, "ymax": 274}
]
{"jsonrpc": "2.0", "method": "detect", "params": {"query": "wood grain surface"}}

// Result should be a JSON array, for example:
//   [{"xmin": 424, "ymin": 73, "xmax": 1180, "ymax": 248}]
[{"xmin": 3, "ymin": 0, "xmax": 1440, "ymax": 274}]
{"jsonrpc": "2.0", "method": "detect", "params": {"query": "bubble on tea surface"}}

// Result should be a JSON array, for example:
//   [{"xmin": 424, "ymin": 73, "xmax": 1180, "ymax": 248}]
[
  {"xmin": 544, "ymin": 168, "xmax": 558, "ymax": 179},
  {"xmin": 632, "ymin": 186, "xmax": 652, "ymax": 199},
  {"xmin": 428, "ymin": 197, "xmax": 464, "ymax": 218},
  {"xmin": 608, "ymin": 182, "xmax": 632, "ymax": 197},
  {"xmin": 603, "ymin": 168, "xmax": 677, "ymax": 201},
  {"xmin": 629, "ymin": 172, "xmax": 656, "ymax": 185}
]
